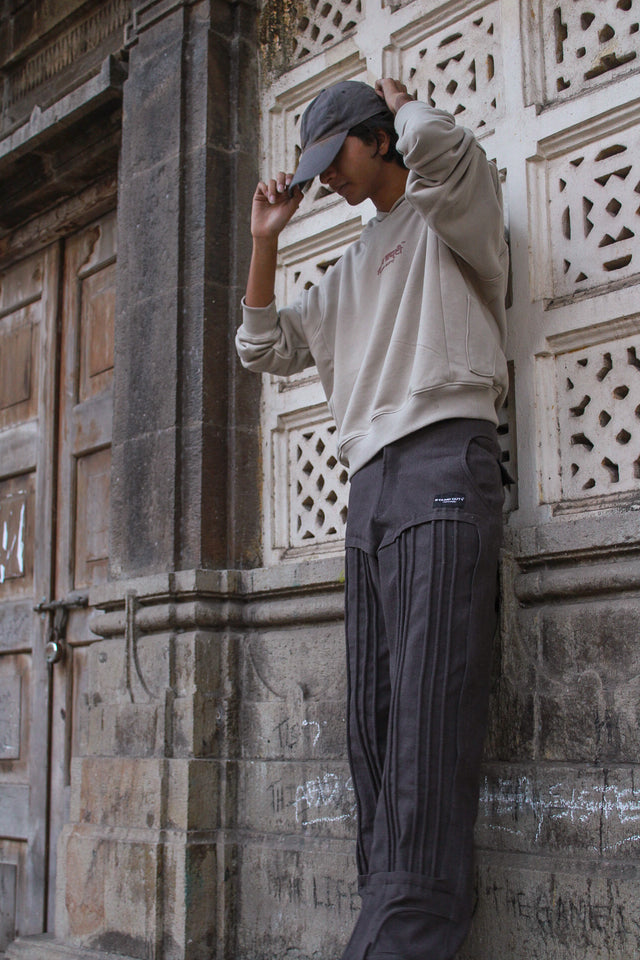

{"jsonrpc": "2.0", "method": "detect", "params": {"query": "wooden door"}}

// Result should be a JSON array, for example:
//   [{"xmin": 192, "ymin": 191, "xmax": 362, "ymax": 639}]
[
  {"xmin": 0, "ymin": 246, "xmax": 59, "ymax": 949},
  {"xmin": 0, "ymin": 211, "xmax": 115, "ymax": 946},
  {"xmin": 47, "ymin": 212, "xmax": 116, "ymax": 926}
]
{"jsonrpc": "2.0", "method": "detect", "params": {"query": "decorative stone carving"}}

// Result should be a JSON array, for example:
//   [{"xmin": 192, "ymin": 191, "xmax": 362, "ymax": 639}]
[
  {"xmin": 525, "ymin": 0, "xmax": 640, "ymax": 108},
  {"xmin": 498, "ymin": 363, "xmax": 518, "ymax": 513},
  {"xmin": 529, "ymin": 102, "xmax": 640, "ymax": 303},
  {"xmin": 262, "ymin": 209, "xmax": 369, "ymax": 560},
  {"xmin": 292, "ymin": 0, "xmax": 364, "ymax": 64},
  {"xmin": 536, "ymin": 317, "xmax": 640, "ymax": 509},
  {"xmin": 553, "ymin": 136, "xmax": 640, "ymax": 297},
  {"xmin": 270, "ymin": 405, "xmax": 349, "ymax": 556},
  {"xmin": 558, "ymin": 335, "xmax": 640, "ymax": 502},
  {"xmin": 385, "ymin": 0, "xmax": 504, "ymax": 134},
  {"xmin": 290, "ymin": 419, "xmax": 349, "ymax": 547}
]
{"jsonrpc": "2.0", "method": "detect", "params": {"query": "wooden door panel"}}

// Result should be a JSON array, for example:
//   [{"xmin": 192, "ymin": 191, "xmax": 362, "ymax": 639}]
[
  {"xmin": 0, "ymin": 651, "xmax": 31, "ymax": 926},
  {"xmin": 0, "ymin": 647, "xmax": 32, "ymax": 939},
  {"xmin": 0, "ymin": 653, "xmax": 29, "ymax": 777},
  {"xmin": 0, "ymin": 859, "xmax": 18, "ymax": 952},
  {"xmin": 0, "ymin": 600, "xmax": 35, "ymax": 655},
  {"xmin": 0, "ymin": 257, "xmax": 43, "ymax": 431},
  {"xmin": 79, "ymin": 261, "xmax": 116, "ymax": 402},
  {"xmin": 0, "ymin": 322, "xmax": 35, "ymax": 413},
  {"xmin": 0, "ymin": 672, "xmax": 22, "ymax": 762},
  {"xmin": 74, "ymin": 447, "xmax": 111, "ymax": 590},
  {"xmin": 57, "ymin": 214, "xmax": 114, "ymax": 593},
  {"xmin": 0, "ymin": 247, "xmax": 57, "ymax": 947},
  {"xmin": 47, "ymin": 211, "xmax": 115, "ymax": 924},
  {"xmin": 58, "ymin": 211, "xmax": 115, "ymax": 599}
]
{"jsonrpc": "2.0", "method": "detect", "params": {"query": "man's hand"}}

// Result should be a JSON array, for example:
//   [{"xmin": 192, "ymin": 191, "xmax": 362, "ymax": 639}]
[
  {"xmin": 374, "ymin": 78, "xmax": 413, "ymax": 116},
  {"xmin": 251, "ymin": 172, "xmax": 303, "ymax": 240}
]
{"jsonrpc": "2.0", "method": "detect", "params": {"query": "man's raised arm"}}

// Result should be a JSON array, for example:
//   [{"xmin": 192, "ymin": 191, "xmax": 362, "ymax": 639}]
[{"xmin": 245, "ymin": 172, "xmax": 302, "ymax": 308}]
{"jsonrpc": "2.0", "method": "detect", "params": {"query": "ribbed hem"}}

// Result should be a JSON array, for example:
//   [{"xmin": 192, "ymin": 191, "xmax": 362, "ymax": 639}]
[{"xmin": 341, "ymin": 384, "xmax": 500, "ymax": 477}]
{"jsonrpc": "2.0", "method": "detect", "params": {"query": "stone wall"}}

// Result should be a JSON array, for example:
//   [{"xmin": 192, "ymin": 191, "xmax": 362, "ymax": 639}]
[{"xmin": 249, "ymin": 1, "xmax": 640, "ymax": 958}]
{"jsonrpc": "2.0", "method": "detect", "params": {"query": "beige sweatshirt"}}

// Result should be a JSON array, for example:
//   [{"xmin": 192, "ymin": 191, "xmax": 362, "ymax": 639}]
[{"xmin": 236, "ymin": 100, "xmax": 509, "ymax": 476}]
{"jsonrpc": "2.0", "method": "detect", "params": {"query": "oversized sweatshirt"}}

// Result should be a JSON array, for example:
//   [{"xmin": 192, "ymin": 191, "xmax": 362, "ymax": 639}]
[{"xmin": 236, "ymin": 99, "xmax": 509, "ymax": 476}]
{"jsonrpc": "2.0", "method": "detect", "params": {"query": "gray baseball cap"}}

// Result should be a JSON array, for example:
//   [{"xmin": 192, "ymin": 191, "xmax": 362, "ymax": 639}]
[{"xmin": 289, "ymin": 81, "xmax": 390, "ymax": 193}]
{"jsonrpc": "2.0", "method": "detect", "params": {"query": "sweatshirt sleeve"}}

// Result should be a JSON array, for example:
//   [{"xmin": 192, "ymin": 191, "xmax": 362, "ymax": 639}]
[
  {"xmin": 395, "ymin": 100, "xmax": 508, "ymax": 284},
  {"xmin": 235, "ymin": 296, "xmax": 316, "ymax": 376}
]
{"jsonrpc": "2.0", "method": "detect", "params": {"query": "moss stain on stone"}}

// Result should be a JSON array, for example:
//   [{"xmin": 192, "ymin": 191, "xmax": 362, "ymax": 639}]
[{"xmin": 259, "ymin": 0, "xmax": 304, "ymax": 75}]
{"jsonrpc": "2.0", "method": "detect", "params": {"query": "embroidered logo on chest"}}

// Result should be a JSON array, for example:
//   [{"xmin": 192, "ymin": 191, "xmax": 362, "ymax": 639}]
[{"xmin": 377, "ymin": 241, "xmax": 406, "ymax": 276}]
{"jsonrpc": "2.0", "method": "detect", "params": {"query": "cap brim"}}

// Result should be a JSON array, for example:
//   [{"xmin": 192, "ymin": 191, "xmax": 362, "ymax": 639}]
[{"xmin": 288, "ymin": 129, "xmax": 349, "ymax": 195}]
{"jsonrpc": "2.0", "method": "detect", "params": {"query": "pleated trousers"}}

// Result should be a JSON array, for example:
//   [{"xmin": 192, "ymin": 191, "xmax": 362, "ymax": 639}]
[{"xmin": 341, "ymin": 418, "xmax": 504, "ymax": 960}]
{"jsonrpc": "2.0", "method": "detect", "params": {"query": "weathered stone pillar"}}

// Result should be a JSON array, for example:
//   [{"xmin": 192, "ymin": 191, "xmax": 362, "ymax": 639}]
[
  {"xmin": 110, "ymin": 0, "xmax": 260, "ymax": 576},
  {"xmin": 7, "ymin": 1, "xmax": 260, "ymax": 958}
]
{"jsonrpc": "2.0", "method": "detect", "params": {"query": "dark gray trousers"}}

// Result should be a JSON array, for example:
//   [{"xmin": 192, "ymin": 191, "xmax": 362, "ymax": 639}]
[{"xmin": 341, "ymin": 419, "xmax": 504, "ymax": 960}]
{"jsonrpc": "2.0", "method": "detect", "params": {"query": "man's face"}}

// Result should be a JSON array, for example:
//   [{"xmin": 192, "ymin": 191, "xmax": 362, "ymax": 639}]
[{"xmin": 319, "ymin": 133, "xmax": 390, "ymax": 207}]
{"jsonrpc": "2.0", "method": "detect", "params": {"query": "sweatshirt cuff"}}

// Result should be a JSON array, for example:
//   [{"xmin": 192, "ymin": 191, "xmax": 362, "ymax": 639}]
[{"xmin": 241, "ymin": 297, "xmax": 279, "ymax": 336}]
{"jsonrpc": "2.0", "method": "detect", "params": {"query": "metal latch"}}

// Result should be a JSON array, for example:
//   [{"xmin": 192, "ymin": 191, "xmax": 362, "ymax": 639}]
[{"xmin": 34, "ymin": 594, "xmax": 89, "ymax": 664}]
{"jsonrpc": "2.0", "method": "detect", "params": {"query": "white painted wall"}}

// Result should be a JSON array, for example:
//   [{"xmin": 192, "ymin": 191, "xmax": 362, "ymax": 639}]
[{"xmin": 258, "ymin": 0, "xmax": 640, "ymax": 563}]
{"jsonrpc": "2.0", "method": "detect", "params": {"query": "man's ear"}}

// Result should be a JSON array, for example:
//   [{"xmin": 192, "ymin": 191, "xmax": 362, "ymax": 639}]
[{"xmin": 376, "ymin": 129, "xmax": 391, "ymax": 157}]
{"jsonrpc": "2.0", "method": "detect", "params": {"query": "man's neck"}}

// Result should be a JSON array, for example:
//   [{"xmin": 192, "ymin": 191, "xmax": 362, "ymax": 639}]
[{"xmin": 373, "ymin": 167, "xmax": 409, "ymax": 213}]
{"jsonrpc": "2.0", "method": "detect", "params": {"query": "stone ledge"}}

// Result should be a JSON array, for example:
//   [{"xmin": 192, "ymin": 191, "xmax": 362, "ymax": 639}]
[
  {"xmin": 514, "ymin": 553, "xmax": 640, "ymax": 605},
  {"xmin": 506, "ymin": 509, "xmax": 640, "ymax": 566},
  {"xmin": 88, "ymin": 558, "xmax": 346, "ymax": 637},
  {"xmin": 90, "ymin": 555, "xmax": 346, "ymax": 607},
  {"xmin": 6, "ymin": 934, "xmax": 134, "ymax": 960}
]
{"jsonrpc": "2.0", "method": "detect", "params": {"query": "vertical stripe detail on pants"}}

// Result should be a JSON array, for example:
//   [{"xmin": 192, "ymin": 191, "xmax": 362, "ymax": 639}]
[
  {"xmin": 346, "ymin": 547, "xmax": 388, "ymax": 877},
  {"xmin": 383, "ymin": 524, "xmax": 414, "ymax": 872},
  {"xmin": 347, "ymin": 517, "xmax": 481, "ymax": 883},
  {"xmin": 382, "ymin": 519, "xmax": 475, "ymax": 879}
]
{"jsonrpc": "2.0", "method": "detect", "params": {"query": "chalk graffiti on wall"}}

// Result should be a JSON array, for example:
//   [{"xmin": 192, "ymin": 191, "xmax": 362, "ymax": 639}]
[
  {"xmin": 479, "ymin": 773, "xmax": 640, "ymax": 853},
  {"xmin": 293, "ymin": 771, "xmax": 356, "ymax": 827}
]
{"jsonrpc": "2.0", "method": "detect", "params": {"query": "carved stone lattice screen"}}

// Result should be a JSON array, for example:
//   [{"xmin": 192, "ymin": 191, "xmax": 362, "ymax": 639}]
[
  {"xmin": 527, "ymin": 0, "xmax": 640, "ymax": 106},
  {"xmin": 260, "ymin": 0, "xmax": 640, "ymax": 560},
  {"xmin": 385, "ymin": 2, "xmax": 504, "ymax": 134},
  {"xmin": 268, "ymin": 403, "xmax": 350, "ymax": 557},
  {"xmin": 549, "ymin": 124, "xmax": 640, "ymax": 299},
  {"xmin": 293, "ymin": 0, "xmax": 365, "ymax": 63},
  {"xmin": 290, "ymin": 420, "xmax": 349, "ymax": 547},
  {"xmin": 559, "ymin": 336, "xmax": 640, "ymax": 501},
  {"xmin": 260, "ymin": 0, "xmax": 521, "ymax": 562}
]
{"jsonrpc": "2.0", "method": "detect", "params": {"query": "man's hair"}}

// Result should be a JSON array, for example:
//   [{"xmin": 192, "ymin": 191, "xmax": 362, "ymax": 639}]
[{"xmin": 348, "ymin": 111, "xmax": 406, "ymax": 168}]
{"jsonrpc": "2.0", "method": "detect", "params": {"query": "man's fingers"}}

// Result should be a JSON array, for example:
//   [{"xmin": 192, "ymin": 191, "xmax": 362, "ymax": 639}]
[
  {"xmin": 255, "ymin": 181, "xmax": 270, "ymax": 201},
  {"xmin": 374, "ymin": 78, "xmax": 412, "ymax": 115},
  {"xmin": 375, "ymin": 78, "xmax": 408, "ymax": 97},
  {"xmin": 256, "ymin": 175, "xmax": 296, "ymax": 204},
  {"xmin": 276, "ymin": 171, "xmax": 291, "ymax": 194}
]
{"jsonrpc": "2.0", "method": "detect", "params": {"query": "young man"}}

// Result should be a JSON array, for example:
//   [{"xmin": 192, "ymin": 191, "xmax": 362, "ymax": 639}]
[{"xmin": 236, "ymin": 77, "xmax": 509, "ymax": 960}]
